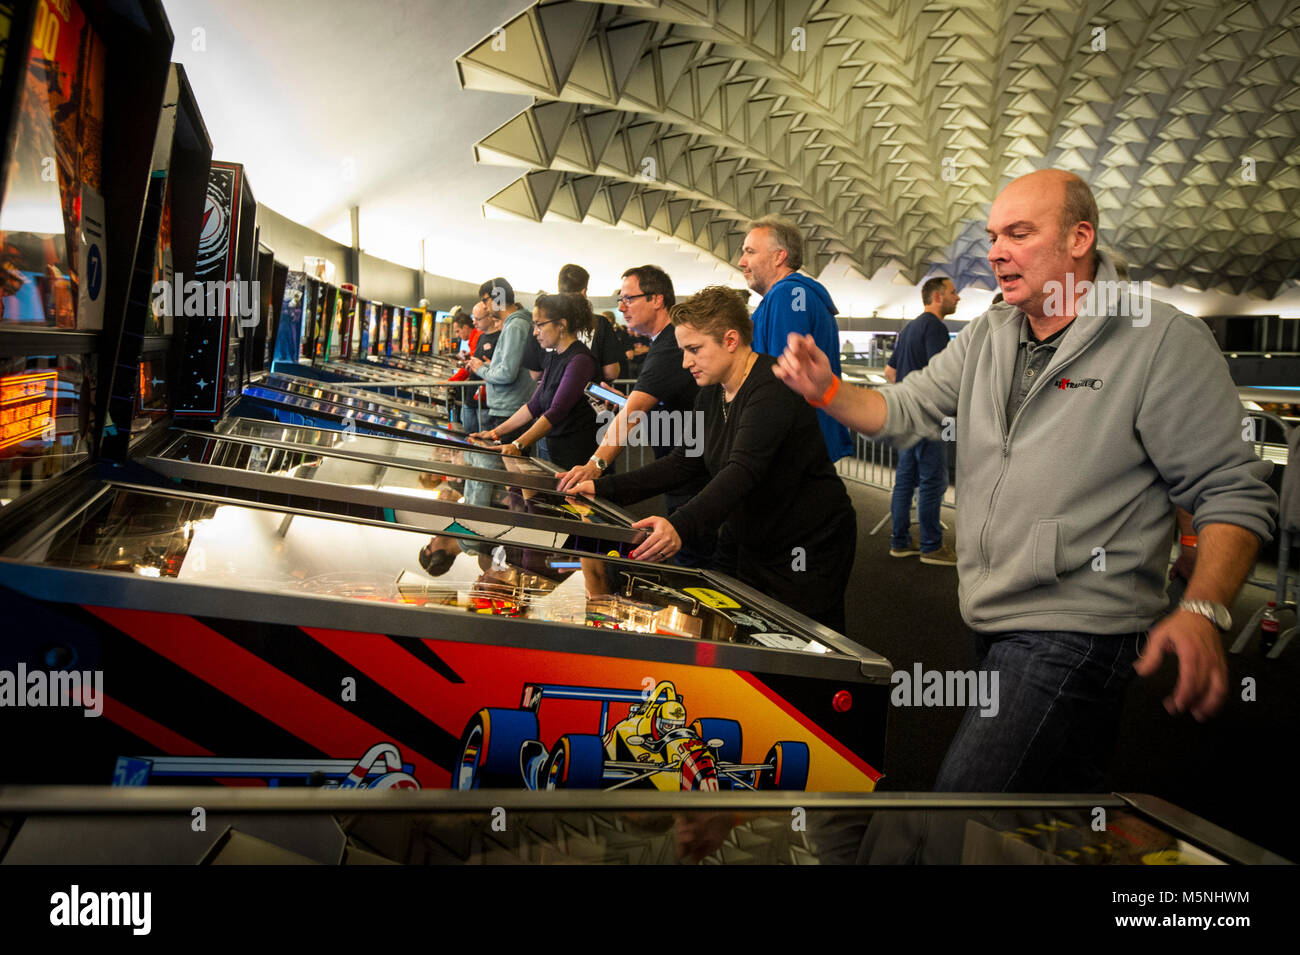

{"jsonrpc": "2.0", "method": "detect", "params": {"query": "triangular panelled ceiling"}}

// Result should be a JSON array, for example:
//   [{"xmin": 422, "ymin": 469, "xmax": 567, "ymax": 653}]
[{"xmin": 457, "ymin": 0, "xmax": 1300, "ymax": 299}]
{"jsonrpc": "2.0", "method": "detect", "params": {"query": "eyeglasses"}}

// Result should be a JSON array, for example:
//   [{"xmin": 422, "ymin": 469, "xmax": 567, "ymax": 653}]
[
  {"xmin": 532, "ymin": 319, "xmax": 556, "ymax": 330},
  {"xmin": 618, "ymin": 293, "xmax": 649, "ymax": 305}
]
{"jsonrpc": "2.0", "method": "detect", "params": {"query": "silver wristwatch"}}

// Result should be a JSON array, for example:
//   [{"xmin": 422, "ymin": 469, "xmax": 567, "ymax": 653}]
[
  {"xmin": 590, "ymin": 456, "xmax": 608, "ymax": 472},
  {"xmin": 1179, "ymin": 599, "xmax": 1231, "ymax": 631}
]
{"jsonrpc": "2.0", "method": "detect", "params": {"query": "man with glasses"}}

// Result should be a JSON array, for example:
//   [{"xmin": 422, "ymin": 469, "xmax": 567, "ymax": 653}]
[
  {"xmin": 470, "ymin": 278, "xmax": 537, "ymax": 435},
  {"xmin": 556, "ymin": 265, "xmax": 710, "ymax": 564}
]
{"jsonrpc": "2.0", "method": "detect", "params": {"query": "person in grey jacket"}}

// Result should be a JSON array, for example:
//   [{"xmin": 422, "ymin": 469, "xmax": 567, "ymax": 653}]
[
  {"xmin": 470, "ymin": 278, "xmax": 537, "ymax": 430},
  {"xmin": 775, "ymin": 168, "xmax": 1277, "ymax": 792}
]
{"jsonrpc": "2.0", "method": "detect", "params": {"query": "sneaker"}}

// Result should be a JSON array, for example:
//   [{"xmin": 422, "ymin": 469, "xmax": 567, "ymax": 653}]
[
  {"xmin": 920, "ymin": 543, "xmax": 958, "ymax": 566},
  {"xmin": 889, "ymin": 539, "xmax": 920, "ymax": 558}
]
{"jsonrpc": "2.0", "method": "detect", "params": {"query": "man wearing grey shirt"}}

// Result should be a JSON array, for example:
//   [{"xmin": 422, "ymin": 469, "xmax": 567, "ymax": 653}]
[{"xmin": 774, "ymin": 169, "xmax": 1276, "ymax": 792}]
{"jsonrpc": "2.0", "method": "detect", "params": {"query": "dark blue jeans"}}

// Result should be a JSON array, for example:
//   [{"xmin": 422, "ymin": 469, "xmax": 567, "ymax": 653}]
[
  {"xmin": 891, "ymin": 438, "xmax": 947, "ymax": 551},
  {"xmin": 933, "ymin": 630, "xmax": 1143, "ymax": 793}
]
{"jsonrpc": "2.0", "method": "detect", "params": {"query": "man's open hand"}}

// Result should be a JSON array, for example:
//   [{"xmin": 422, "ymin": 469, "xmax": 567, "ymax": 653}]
[
  {"xmin": 774, "ymin": 332, "xmax": 834, "ymax": 401},
  {"xmin": 1134, "ymin": 609, "xmax": 1228, "ymax": 721}
]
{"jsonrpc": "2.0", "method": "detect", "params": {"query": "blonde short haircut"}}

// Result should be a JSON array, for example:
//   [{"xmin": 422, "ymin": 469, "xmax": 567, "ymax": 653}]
[{"xmin": 670, "ymin": 286, "xmax": 752, "ymax": 346}]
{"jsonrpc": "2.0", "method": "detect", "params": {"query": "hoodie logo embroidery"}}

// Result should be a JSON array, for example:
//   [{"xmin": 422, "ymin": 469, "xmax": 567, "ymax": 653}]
[{"xmin": 1055, "ymin": 377, "xmax": 1103, "ymax": 391}]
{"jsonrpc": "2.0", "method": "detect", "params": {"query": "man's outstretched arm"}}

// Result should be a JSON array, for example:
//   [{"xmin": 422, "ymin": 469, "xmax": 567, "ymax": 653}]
[{"xmin": 774, "ymin": 332, "xmax": 889, "ymax": 435}]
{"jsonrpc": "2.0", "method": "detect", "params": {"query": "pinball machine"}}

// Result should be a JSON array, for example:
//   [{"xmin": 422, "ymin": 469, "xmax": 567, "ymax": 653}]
[{"xmin": 0, "ymin": 0, "xmax": 897, "ymax": 798}]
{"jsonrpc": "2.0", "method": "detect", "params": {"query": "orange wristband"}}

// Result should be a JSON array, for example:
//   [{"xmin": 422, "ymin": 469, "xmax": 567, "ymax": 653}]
[
  {"xmin": 1180, "ymin": 534, "xmax": 1198, "ymax": 547},
  {"xmin": 807, "ymin": 374, "xmax": 841, "ymax": 409}
]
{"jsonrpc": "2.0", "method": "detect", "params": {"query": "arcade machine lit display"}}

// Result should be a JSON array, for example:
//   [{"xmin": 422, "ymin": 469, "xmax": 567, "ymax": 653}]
[
  {"xmin": 322, "ymin": 282, "xmax": 354, "ymax": 362},
  {"xmin": 420, "ymin": 308, "xmax": 435, "ymax": 354},
  {"xmin": 314, "ymin": 297, "xmax": 462, "ymax": 394},
  {"xmin": 310, "ymin": 281, "xmax": 336, "ymax": 362},
  {"xmin": 244, "ymin": 239, "xmax": 283, "ymax": 378},
  {"xmin": 301, "ymin": 274, "xmax": 327, "ymax": 361},
  {"xmin": 256, "ymin": 242, "xmax": 287, "ymax": 376},
  {"xmin": 379, "ymin": 304, "xmax": 394, "ymax": 356},
  {"xmin": 358, "ymin": 314, "xmax": 462, "ymax": 378},
  {"xmin": 306, "ymin": 309, "xmax": 461, "ymax": 414},
  {"xmin": 337, "ymin": 287, "xmax": 353, "ymax": 359},
  {"xmin": 361, "ymin": 298, "xmax": 376, "ymax": 356},
  {"xmin": 173, "ymin": 158, "xmax": 256, "ymax": 422},
  {"xmin": 270, "ymin": 269, "xmax": 305, "ymax": 372},
  {"xmin": 108, "ymin": 62, "xmax": 212, "ymax": 459},
  {"xmin": 1, "ymin": 0, "xmax": 173, "ymax": 505}
]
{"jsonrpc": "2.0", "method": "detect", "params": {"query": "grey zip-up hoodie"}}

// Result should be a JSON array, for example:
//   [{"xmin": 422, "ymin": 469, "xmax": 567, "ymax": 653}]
[
  {"xmin": 880, "ymin": 251, "xmax": 1277, "ymax": 634},
  {"xmin": 475, "ymin": 308, "xmax": 536, "ymax": 417}
]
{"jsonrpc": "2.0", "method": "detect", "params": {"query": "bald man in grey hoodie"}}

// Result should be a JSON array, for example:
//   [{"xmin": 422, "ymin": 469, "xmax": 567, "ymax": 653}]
[{"xmin": 775, "ymin": 169, "xmax": 1276, "ymax": 792}]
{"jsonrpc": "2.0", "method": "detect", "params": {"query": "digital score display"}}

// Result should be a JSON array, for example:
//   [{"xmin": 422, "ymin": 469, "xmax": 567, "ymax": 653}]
[{"xmin": 0, "ymin": 372, "xmax": 58, "ymax": 452}]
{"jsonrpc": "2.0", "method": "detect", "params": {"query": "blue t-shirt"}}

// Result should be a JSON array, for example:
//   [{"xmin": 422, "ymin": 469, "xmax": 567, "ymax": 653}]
[
  {"xmin": 889, "ymin": 312, "xmax": 950, "ymax": 382},
  {"xmin": 750, "ymin": 272, "xmax": 853, "ymax": 462}
]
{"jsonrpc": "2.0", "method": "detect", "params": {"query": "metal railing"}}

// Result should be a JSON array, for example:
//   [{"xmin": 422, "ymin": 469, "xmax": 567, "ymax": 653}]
[{"xmin": 836, "ymin": 433, "xmax": 958, "ymax": 503}]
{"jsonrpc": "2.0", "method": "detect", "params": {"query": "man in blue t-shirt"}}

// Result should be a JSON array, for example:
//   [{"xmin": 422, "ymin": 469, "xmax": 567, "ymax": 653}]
[
  {"xmin": 886, "ymin": 275, "xmax": 959, "ymax": 565},
  {"xmin": 741, "ymin": 217, "xmax": 853, "ymax": 462}
]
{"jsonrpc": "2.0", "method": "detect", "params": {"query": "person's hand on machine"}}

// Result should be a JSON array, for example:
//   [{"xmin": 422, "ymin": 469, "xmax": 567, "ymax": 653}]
[
  {"xmin": 557, "ymin": 461, "xmax": 600, "ymax": 492},
  {"xmin": 469, "ymin": 428, "xmax": 500, "ymax": 442},
  {"xmin": 630, "ymin": 516, "xmax": 681, "ymax": 562},
  {"xmin": 564, "ymin": 479, "xmax": 597, "ymax": 499}
]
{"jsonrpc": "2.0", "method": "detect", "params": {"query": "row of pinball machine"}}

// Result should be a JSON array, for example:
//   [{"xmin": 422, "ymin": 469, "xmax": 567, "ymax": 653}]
[
  {"xmin": 0, "ymin": 0, "xmax": 1283, "ymax": 865},
  {"xmin": 0, "ymin": 0, "xmax": 892, "ymax": 799}
]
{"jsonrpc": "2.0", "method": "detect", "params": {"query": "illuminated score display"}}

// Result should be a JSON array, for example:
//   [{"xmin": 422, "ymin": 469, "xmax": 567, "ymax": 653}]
[{"xmin": 0, "ymin": 372, "xmax": 58, "ymax": 451}]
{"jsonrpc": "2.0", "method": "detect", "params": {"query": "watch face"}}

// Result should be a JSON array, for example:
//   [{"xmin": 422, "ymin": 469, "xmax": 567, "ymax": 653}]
[{"xmin": 1181, "ymin": 600, "xmax": 1231, "ymax": 631}]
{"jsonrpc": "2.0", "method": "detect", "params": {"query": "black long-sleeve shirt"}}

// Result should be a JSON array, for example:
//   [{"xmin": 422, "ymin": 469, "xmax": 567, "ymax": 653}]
[{"xmin": 595, "ymin": 354, "xmax": 852, "ymax": 559}]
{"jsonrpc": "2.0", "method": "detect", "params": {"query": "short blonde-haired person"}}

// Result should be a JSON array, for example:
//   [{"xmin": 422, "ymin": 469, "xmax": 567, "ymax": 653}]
[{"xmin": 570, "ymin": 285, "xmax": 857, "ymax": 633}]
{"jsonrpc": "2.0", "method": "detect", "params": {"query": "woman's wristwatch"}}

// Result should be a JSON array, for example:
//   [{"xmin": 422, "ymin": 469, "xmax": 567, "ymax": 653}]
[{"xmin": 589, "ymin": 456, "xmax": 608, "ymax": 472}]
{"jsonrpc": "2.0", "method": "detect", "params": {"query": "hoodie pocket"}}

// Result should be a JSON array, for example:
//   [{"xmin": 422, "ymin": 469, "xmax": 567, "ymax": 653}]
[{"xmin": 1032, "ymin": 520, "xmax": 1062, "ymax": 586}]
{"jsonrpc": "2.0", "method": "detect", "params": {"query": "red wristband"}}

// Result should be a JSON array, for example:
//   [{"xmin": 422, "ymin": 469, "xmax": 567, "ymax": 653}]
[
  {"xmin": 1180, "ymin": 534, "xmax": 1198, "ymax": 547},
  {"xmin": 807, "ymin": 374, "xmax": 841, "ymax": 409}
]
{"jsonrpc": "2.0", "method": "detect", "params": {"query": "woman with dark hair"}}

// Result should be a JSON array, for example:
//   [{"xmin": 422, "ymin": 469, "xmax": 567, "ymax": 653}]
[
  {"xmin": 472, "ymin": 292, "xmax": 599, "ymax": 468},
  {"xmin": 569, "ymin": 285, "xmax": 856, "ymax": 633}
]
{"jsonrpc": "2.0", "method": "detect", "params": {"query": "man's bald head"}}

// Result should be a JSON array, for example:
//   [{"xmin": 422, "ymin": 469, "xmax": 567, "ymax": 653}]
[
  {"xmin": 986, "ymin": 169, "xmax": 1100, "ymax": 320},
  {"xmin": 1003, "ymin": 170, "xmax": 1099, "ymax": 262}
]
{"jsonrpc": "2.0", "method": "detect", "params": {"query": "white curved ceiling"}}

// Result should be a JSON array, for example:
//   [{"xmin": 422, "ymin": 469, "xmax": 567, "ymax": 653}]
[{"xmin": 163, "ymin": 0, "xmax": 1300, "ymax": 319}]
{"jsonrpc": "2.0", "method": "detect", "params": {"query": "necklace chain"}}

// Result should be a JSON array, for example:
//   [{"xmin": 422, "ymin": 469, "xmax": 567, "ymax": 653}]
[{"xmin": 721, "ymin": 353, "xmax": 757, "ymax": 424}]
